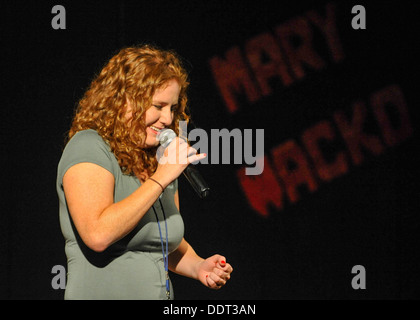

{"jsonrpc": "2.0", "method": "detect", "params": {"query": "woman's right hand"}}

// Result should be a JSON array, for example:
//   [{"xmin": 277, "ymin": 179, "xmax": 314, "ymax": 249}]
[{"xmin": 152, "ymin": 137, "xmax": 207, "ymax": 187}]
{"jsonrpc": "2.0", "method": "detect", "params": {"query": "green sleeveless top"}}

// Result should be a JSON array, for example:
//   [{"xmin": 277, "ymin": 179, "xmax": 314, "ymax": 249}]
[{"xmin": 56, "ymin": 129, "xmax": 184, "ymax": 299}]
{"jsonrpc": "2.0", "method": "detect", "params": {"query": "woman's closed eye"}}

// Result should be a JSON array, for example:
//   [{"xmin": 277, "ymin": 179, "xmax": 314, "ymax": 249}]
[{"xmin": 153, "ymin": 104, "xmax": 178, "ymax": 112}]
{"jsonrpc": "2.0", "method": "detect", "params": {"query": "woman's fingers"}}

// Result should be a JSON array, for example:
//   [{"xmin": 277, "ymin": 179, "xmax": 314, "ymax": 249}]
[
  {"xmin": 187, "ymin": 152, "xmax": 207, "ymax": 164},
  {"xmin": 162, "ymin": 138, "xmax": 206, "ymax": 165},
  {"xmin": 205, "ymin": 274, "xmax": 218, "ymax": 289},
  {"xmin": 184, "ymin": 143, "xmax": 207, "ymax": 164},
  {"xmin": 186, "ymin": 144, "xmax": 198, "ymax": 157},
  {"xmin": 205, "ymin": 264, "xmax": 233, "ymax": 289},
  {"xmin": 198, "ymin": 254, "xmax": 233, "ymax": 290},
  {"xmin": 215, "ymin": 256, "xmax": 233, "ymax": 275},
  {"xmin": 213, "ymin": 267, "xmax": 231, "ymax": 282},
  {"xmin": 206, "ymin": 272, "xmax": 225, "ymax": 289}
]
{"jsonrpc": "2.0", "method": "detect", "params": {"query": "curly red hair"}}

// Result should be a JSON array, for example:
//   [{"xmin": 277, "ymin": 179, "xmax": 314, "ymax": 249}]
[{"xmin": 68, "ymin": 44, "xmax": 190, "ymax": 180}]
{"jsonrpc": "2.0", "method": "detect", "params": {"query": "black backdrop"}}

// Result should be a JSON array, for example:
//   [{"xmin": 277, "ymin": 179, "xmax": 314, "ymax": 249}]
[{"xmin": 1, "ymin": 0, "xmax": 419, "ymax": 300}]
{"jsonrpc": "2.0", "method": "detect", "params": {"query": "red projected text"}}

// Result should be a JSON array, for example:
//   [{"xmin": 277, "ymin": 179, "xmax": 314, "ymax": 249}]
[
  {"xmin": 209, "ymin": 2, "xmax": 344, "ymax": 113},
  {"xmin": 237, "ymin": 84, "xmax": 413, "ymax": 217}
]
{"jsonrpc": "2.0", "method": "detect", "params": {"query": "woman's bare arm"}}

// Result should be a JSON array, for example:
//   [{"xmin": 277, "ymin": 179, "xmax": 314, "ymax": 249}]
[
  {"xmin": 63, "ymin": 137, "xmax": 206, "ymax": 252},
  {"xmin": 63, "ymin": 162, "xmax": 163, "ymax": 252}
]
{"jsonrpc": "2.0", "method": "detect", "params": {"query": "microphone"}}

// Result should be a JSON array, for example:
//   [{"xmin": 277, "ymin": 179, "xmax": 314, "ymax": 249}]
[{"xmin": 157, "ymin": 129, "xmax": 210, "ymax": 199}]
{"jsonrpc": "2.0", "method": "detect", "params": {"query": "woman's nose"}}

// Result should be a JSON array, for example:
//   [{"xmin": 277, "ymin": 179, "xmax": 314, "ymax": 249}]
[{"xmin": 159, "ymin": 106, "xmax": 173, "ymax": 126}]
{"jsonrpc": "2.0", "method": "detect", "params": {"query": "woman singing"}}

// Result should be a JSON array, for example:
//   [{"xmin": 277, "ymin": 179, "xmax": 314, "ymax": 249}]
[{"xmin": 56, "ymin": 44, "xmax": 233, "ymax": 299}]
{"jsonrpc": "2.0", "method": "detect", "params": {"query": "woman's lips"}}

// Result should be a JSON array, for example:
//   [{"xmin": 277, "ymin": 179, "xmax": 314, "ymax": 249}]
[{"xmin": 148, "ymin": 125, "xmax": 163, "ymax": 135}]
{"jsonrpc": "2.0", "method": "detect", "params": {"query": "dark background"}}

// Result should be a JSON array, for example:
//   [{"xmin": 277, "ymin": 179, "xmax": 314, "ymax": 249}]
[{"xmin": 0, "ymin": 0, "xmax": 418, "ymax": 299}]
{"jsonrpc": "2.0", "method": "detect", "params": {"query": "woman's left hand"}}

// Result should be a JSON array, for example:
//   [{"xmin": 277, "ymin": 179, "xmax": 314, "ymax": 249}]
[{"xmin": 196, "ymin": 254, "xmax": 233, "ymax": 289}]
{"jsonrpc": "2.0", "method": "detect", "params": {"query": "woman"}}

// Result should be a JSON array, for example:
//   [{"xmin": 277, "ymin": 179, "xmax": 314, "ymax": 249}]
[{"xmin": 56, "ymin": 44, "xmax": 233, "ymax": 299}]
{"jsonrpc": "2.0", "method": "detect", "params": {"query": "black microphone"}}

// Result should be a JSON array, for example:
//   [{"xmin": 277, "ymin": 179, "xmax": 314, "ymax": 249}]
[{"xmin": 157, "ymin": 129, "xmax": 210, "ymax": 199}]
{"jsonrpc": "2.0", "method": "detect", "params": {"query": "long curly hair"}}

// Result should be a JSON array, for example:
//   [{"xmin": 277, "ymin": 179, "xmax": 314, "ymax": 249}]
[{"xmin": 67, "ymin": 44, "xmax": 190, "ymax": 180}]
